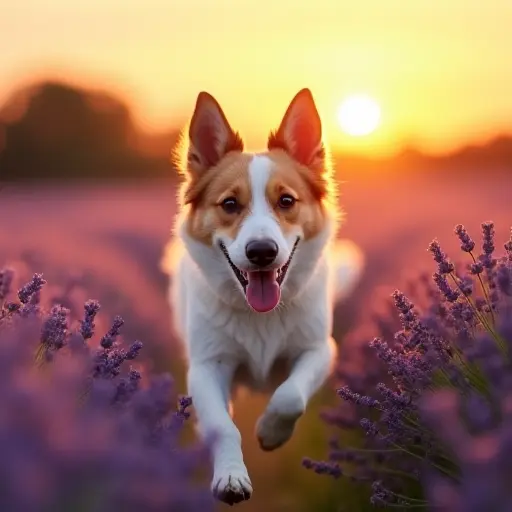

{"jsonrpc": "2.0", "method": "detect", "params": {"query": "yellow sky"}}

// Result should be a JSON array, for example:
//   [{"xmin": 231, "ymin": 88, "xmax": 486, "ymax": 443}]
[{"xmin": 2, "ymin": 0, "xmax": 512, "ymax": 156}]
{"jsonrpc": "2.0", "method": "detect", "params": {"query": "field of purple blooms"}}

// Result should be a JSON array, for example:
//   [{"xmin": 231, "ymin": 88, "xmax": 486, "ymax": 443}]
[
  {"xmin": 0, "ymin": 270, "xmax": 212, "ymax": 511},
  {"xmin": 0, "ymin": 167, "xmax": 511, "ymax": 511},
  {"xmin": 306, "ymin": 222, "xmax": 512, "ymax": 511}
]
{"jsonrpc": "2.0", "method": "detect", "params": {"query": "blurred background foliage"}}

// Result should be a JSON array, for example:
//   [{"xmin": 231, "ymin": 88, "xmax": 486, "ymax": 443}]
[{"xmin": 2, "ymin": 79, "xmax": 512, "ymax": 184}]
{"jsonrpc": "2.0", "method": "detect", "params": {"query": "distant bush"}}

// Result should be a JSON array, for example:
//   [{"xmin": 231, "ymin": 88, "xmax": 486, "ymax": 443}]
[
  {"xmin": 0, "ymin": 81, "xmax": 178, "ymax": 181},
  {"xmin": 306, "ymin": 222, "xmax": 512, "ymax": 511},
  {"xmin": 0, "ymin": 269, "xmax": 212, "ymax": 511}
]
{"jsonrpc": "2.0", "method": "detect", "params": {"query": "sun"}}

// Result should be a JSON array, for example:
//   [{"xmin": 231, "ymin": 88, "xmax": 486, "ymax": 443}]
[{"xmin": 337, "ymin": 94, "xmax": 381, "ymax": 137}]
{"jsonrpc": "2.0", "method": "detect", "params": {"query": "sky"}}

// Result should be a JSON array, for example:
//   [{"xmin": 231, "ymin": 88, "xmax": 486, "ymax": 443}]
[{"xmin": 2, "ymin": 0, "xmax": 512, "ymax": 156}]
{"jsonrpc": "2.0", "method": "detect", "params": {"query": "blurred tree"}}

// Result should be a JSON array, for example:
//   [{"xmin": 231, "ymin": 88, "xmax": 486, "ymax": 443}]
[
  {"xmin": 0, "ymin": 80, "xmax": 177, "ymax": 182},
  {"xmin": 1, "ymin": 78, "xmax": 509, "ymax": 183}
]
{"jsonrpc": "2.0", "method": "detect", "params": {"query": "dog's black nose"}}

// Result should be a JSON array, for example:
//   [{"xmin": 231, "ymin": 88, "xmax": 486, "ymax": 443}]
[{"xmin": 245, "ymin": 239, "xmax": 278, "ymax": 267}]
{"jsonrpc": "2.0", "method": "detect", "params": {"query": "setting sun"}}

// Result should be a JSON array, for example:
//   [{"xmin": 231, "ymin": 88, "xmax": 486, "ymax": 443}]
[{"xmin": 337, "ymin": 95, "xmax": 381, "ymax": 137}]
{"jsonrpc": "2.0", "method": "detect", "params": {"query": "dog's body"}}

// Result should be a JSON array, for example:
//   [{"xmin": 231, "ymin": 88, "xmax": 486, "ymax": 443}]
[{"xmin": 163, "ymin": 89, "xmax": 363, "ymax": 505}]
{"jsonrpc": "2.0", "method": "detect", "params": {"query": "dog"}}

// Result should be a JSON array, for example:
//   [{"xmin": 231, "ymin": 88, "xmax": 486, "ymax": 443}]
[{"xmin": 162, "ymin": 88, "xmax": 364, "ymax": 505}]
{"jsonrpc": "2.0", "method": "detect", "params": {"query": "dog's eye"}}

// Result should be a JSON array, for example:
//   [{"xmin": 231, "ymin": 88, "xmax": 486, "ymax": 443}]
[
  {"xmin": 278, "ymin": 194, "xmax": 296, "ymax": 209},
  {"xmin": 221, "ymin": 197, "xmax": 240, "ymax": 214}
]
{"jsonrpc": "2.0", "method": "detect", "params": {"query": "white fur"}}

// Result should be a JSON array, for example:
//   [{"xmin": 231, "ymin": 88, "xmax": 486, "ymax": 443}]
[
  {"xmin": 165, "ymin": 154, "xmax": 363, "ymax": 505},
  {"xmin": 223, "ymin": 156, "xmax": 296, "ymax": 271}
]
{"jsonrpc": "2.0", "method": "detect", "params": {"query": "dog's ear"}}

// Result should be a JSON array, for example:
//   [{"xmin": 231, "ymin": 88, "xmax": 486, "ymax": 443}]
[
  {"xmin": 187, "ymin": 92, "xmax": 244, "ymax": 174},
  {"xmin": 268, "ymin": 88, "xmax": 324, "ymax": 168}
]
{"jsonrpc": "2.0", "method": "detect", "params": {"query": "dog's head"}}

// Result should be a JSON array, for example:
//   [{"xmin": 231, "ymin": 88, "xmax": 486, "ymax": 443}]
[{"xmin": 176, "ymin": 89, "xmax": 338, "ymax": 313}]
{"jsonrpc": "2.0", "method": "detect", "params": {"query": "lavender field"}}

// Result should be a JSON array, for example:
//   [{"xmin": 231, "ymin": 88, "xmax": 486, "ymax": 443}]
[{"xmin": 1, "ymin": 167, "xmax": 511, "ymax": 511}]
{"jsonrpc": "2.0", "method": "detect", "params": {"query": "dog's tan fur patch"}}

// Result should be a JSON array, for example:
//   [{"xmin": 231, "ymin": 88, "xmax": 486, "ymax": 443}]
[
  {"xmin": 184, "ymin": 152, "xmax": 253, "ymax": 245},
  {"xmin": 263, "ymin": 149, "xmax": 332, "ymax": 240}
]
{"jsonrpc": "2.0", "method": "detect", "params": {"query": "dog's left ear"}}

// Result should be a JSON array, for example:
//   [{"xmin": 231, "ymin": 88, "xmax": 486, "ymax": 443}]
[
  {"xmin": 268, "ymin": 88, "xmax": 324, "ymax": 168},
  {"xmin": 187, "ymin": 92, "xmax": 244, "ymax": 174}
]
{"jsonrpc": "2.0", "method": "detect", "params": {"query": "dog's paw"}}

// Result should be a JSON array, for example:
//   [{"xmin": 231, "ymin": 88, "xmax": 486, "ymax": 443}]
[
  {"xmin": 212, "ymin": 468, "xmax": 253, "ymax": 506},
  {"xmin": 256, "ymin": 384, "xmax": 305, "ymax": 451},
  {"xmin": 256, "ymin": 408, "xmax": 303, "ymax": 451}
]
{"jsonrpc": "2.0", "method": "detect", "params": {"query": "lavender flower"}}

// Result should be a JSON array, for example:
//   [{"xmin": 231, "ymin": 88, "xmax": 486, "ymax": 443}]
[
  {"xmin": 455, "ymin": 224, "xmax": 475, "ymax": 253},
  {"xmin": 177, "ymin": 395, "xmax": 193, "ymax": 420},
  {"xmin": 302, "ymin": 458, "xmax": 342, "ymax": 478},
  {"xmin": 99, "ymin": 315, "xmax": 124, "ymax": 348},
  {"xmin": 126, "ymin": 340, "xmax": 143, "ymax": 360},
  {"xmin": 477, "ymin": 221, "xmax": 497, "ymax": 273},
  {"xmin": 0, "ymin": 270, "xmax": 212, "ymax": 512},
  {"xmin": 79, "ymin": 299, "xmax": 100, "ymax": 340},
  {"xmin": 17, "ymin": 273, "xmax": 46, "ymax": 304},
  {"xmin": 481, "ymin": 221, "xmax": 495, "ymax": 257},
  {"xmin": 306, "ymin": 221, "xmax": 512, "ymax": 509},
  {"xmin": 40, "ymin": 304, "xmax": 69, "ymax": 356},
  {"xmin": 428, "ymin": 240, "xmax": 454, "ymax": 274},
  {"xmin": 433, "ymin": 272, "xmax": 460, "ymax": 302}
]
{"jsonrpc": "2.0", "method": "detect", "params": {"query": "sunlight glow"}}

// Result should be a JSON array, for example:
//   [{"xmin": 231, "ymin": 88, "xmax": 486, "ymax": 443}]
[{"xmin": 337, "ymin": 95, "xmax": 381, "ymax": 137}]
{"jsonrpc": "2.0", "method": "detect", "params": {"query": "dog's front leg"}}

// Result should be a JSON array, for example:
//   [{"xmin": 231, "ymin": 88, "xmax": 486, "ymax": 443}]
[
  {"xmin": 256, "ymin": 338, "xmax": 336, "ymax": 451},
  {"xmin": 188, "ymin": 359, "xmax": 252, "ymax": 505}
]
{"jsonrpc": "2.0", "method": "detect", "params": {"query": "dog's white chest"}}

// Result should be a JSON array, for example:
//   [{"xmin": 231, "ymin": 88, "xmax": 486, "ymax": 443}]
[
  {"xmin": 215, "ymin": 305, "xmax": 294, "ymax": 384},
  {"xmin": 173, "ymin": 250, "xmax": 331, "ymax": 388}
]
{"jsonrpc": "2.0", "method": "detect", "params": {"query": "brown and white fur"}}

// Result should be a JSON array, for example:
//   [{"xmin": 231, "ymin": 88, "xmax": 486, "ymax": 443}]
[{"xmin": 162, "ymin": 89, "xmax": 364, "ymax": 505}]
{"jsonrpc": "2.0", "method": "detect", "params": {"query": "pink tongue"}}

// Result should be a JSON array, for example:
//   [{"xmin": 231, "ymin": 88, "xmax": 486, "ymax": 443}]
[{"xmin": 246, "ymin": 270, "xmax": 281, "ymax": 313}]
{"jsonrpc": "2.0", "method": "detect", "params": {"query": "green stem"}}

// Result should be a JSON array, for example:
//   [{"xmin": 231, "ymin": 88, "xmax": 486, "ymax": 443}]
[
  {"xmin": 381, "ymin": 504, "xmax": 429, "ymax": 509},
  {"xmin": 449, "ymin": 273, "xmax": 506, "ymax": 355},
  {"xmin": 341, "ymin": 447, "xmax": 403, "ymax": 454},
  {"xmin": 389, "ymin": 441, "xmax": 458, "ymax": 480},
  {"xmin": 372, "ymin": 466, "xmax": 421, "ymax": 482},
  {"xmin": 469, "ymin": 252, "xmax": 496, "ymax": 325},
  {"xmin": 34, "ymin": 343, "xmax": 47, "ymax": 367},
  {"xmin": 386, "ymin": 490, "xmax": 428, "ymax": 504},
  {"xmin": 449, "ymin": 347, "xmax": 490, "ymax": 395}
]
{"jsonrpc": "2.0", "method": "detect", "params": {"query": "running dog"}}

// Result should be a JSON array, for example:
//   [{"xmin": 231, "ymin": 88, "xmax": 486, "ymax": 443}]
[{"xmin": 163, "ymin": 88, "xmax": 364, "ymax": 505}]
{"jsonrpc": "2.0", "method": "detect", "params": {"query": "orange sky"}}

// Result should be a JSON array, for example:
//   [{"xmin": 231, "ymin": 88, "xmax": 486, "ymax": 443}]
[{"xmin": 2, "ymin": 0, "xmax": 512, "ymax": 156}]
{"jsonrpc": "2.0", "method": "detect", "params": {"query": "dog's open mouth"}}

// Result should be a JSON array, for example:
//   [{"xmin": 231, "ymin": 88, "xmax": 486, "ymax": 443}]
[{"xmin": 219, "ymin": 238, "xmax": 300, "ymax": 313}]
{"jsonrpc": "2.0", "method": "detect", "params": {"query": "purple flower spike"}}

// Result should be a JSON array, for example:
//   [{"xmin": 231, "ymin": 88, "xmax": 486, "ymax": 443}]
[
  {"xmin": 40, "ymin": 304, "xmax": 69, "ymax": 352},
  {"xmin": 428, "ymin": 240, "xmax": 454, "ymax": 274},
  {"xmin": 177, "ymin": 395, "xmax": 193, "ymax": 420},
  {"xmin": 470, "ymin": 261, "xmax": 484, "ymax": 275},
  {"xmin": 455, "ymin": 224, "xmax": 475, "ymax": 253},
  {"xmin": 17, "ymin": 273, "xmax": 46, "ymax": 304},
  {"xmin": 126, "ymin": 340, "xmax": 143, "ymax": 360},
  {"xmin": 433, "ymin": 272, "xmax": 460, "ymax": 302},
  {"xmin": 337, "ymin": 386, "xmax": 380, "ymax": 408},
  {"xmin": 481, "ymin": 221, "xmax": 495, "ymax": 256},
  {"xmin": 100, "ymin": 315, "xmax": 124, "ymax": 349},
  {"xmin": 458, "ymin": 275, "xmax": 474, "ymax": 297},
  {"xmin": 80, "ymin": 299, "xmax": 100, "ymax": 340},
  {"xmin": 302, "ymin": 458, "xmax": 342, "ymax": 478},
  {"xmin": 480, "ymin": 221, "xmax": 496, "ymax": 269}
]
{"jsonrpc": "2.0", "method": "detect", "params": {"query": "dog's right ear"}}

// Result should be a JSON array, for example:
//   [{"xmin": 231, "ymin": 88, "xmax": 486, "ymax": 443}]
[
  {"xmin": 186, "ymin": 92, "xmax": 244, "ymax": 174},
  {"xmin": 267, "ymin": 88, "xmax": 323, "ymax": 169}
]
